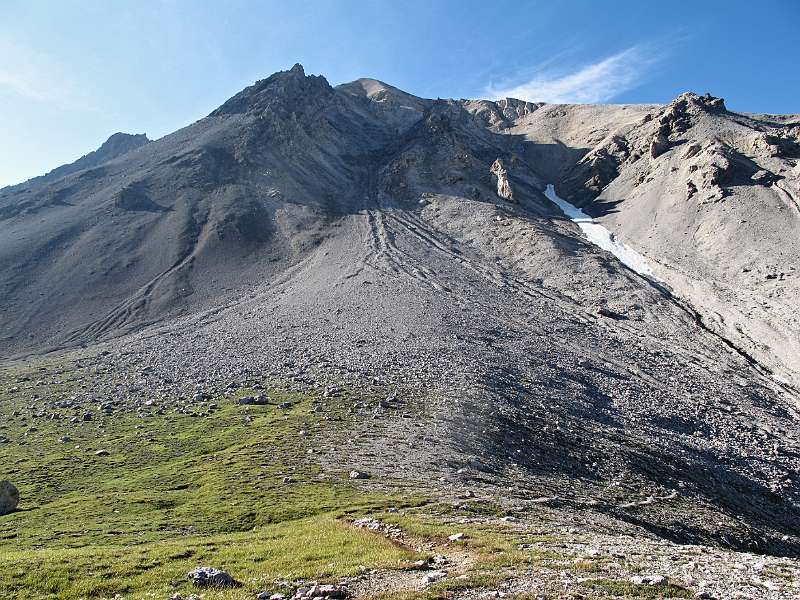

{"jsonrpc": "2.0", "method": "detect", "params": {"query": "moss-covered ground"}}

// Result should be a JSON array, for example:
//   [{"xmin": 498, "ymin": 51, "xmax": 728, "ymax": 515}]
[{"xmin": 0, "ymin": 359, "xmax": 422, "ymax": 599}]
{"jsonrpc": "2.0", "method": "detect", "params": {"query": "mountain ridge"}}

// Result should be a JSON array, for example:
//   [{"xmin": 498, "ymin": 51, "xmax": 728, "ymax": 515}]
[
  {"xmin": 2, "ymin": 63, "xmax": 800, "ymax": 566},
  {"xmin": 1, "ymin": 66, "xmax": 798, "ymax": 389}
]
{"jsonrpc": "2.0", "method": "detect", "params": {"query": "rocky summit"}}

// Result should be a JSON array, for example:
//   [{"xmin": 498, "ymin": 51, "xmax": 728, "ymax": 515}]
[{"xmin": 1, "ymin": 65, "xmax": 799, "ymax": 599}]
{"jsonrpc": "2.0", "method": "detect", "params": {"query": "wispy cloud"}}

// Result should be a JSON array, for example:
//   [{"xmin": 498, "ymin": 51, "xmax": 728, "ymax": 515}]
[
  {"xmin": 0, "ymin": 39, "xmax": 89, "ymax": 109},
  {"xmin": 487, "ymin": 45, "xmax": 660, "ymax": 104}
]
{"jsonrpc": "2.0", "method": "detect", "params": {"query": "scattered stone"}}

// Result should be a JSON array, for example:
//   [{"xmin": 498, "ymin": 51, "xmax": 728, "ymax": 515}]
[
  {"xmin": 412, "ymin": 559, "xmax": 431, "ymax": 569},
  {"xmin": 630, "ymin": 574, "xmax": 666, "ymax": 586},
  {"xmin": 290, "ymin": 583, "xmax": 348, "ymax": 599},
  {"xmin": 422, "ymin": 570, "xmax": 447, "ymax": 585},
  {"xmin": 237, "ymin": 394, "xmax": 269, "ymax": 405}
]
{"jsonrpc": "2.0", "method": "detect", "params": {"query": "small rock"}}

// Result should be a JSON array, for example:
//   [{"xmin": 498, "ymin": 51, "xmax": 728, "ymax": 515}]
[
  {"xmin": 448, "ymin": 532, "xmax": 465, "ymax": 542},
  {"xmin": 422, "ymin": 570, "xmax": 447, "ymax": 585},
  {"xmin": 630, "ymin": 574, "xmax": 666, "ymax": 586},
  {"xmin": 751, "ymin": 169, "xmax": 774, "ymax": 184},
  {"xmin": 316, "ymin": 584, "xmax": 346, "ymax": 599},
  {"xmin": 187, "ymin": 566, "xmax": 237, "ymax": 587}
]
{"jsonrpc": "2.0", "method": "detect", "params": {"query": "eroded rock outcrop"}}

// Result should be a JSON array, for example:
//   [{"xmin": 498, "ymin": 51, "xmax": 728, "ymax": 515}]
[
  {"xmin": 649, "ymin": 130, "xmax": 670, "ymax": 159},
  {"xmin": 685, "ymin": 140, "xmax": 735, "ymax": 202},
  {"xmin": 490, "ymin": 158, "xmax": 514, "ymax": 201}
]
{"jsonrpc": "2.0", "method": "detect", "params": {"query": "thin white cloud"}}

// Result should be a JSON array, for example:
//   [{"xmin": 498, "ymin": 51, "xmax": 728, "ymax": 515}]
[
  {"xmin": 0, "ymin": 39, "xmax": 88, "ymax": 108},
  {"xmin": 488, "ymin": 46, "xmax": 659, "ymax": 104}
]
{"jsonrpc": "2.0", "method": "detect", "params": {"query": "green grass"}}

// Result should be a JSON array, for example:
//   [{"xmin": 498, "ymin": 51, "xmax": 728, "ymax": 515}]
[
  {"xmin": 0, "ymin": 360, "xmax": 425, "ymax": 599},
  {"xmin": 2, "ymin": 515, "xmax": 419, "ymax": 600}
]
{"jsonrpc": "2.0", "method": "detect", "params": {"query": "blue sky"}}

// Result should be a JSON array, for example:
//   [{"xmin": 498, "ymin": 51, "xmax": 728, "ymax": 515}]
[{"xmin": 1, "ymin": 0, "xmax": 798, "ymax": 187}]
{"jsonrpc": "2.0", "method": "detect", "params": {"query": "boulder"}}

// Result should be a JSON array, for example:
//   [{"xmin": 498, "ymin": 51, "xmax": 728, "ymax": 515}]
[
  {"xmin": 0, "ymin": 480, "xmax": 19, "ymax": 515},
  {"xmin": 187, "ymin": 566, "xmax": 237, "ymax": 587},
  {"xmin": 649, "ymin": 130, "xmax": 669, "ymax": 159}
]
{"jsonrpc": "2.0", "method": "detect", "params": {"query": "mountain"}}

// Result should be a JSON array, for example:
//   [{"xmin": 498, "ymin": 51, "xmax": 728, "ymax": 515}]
[
  {"xmin": 2, "ymin": 64, "xmax": 800, "ymax": 570},
  {"xmin": 2, "ymin": 132, "xmax": 150, "ymax": 193}
]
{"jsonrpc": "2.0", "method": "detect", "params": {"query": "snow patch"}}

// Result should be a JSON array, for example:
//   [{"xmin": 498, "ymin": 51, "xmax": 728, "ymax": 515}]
[{"xmin": 545, "ymin": 184, "xmax": 658, "ymax": 279}]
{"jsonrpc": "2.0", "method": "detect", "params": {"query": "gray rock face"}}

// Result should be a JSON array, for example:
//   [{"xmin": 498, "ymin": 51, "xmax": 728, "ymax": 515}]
[{"xmin": 0, "ymin": 480, "xmax": 19, "ymax": 515}]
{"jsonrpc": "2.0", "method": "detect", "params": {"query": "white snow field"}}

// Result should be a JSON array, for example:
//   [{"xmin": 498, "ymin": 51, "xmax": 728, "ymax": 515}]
[{"xmin": 544, "ymin": 184, "xmax": 657, "ymax": 279}]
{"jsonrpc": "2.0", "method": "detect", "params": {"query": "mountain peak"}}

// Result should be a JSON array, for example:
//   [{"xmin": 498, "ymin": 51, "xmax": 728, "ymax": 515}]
[
  {"xmin": 209, "ymin": 63, "xmax": 331, "ymax": 117},
  {"xmin": 96, "ymin": 132, "xmax": 150, "ymax": 156}
]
